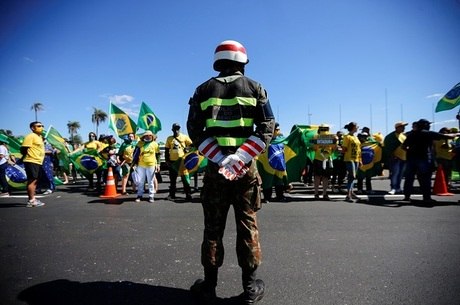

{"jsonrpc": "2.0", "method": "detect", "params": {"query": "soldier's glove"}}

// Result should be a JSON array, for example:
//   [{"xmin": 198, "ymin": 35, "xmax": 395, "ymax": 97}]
[
  {"xmin": 218, "ymin": 154, "xmax": 248, "ymax": 180},
  {"xmin": 235, "ymin": 135, "xmax": 266, "ymax": 164},
  {"xmin": 198, "ymin": 137, "xmax": 225, "ymax": 165},
  {"xmin": 221, "ymin": 136, "xmax": 266, "ymax": 180}
]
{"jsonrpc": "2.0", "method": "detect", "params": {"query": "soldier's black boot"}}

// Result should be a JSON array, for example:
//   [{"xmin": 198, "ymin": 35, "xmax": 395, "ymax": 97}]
[
  {"xmin": 241, "ymin": 268, "xmax": 265, "ymax": 305},
  {"xmin": 190, "ymin": 267, "xmax": 217, "ymax": 305}
]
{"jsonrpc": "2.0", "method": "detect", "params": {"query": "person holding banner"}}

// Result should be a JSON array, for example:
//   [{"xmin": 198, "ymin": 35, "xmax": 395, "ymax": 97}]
[{"xmin": 312, "ymin": 124, "xmax": 337, "ymax": 200}]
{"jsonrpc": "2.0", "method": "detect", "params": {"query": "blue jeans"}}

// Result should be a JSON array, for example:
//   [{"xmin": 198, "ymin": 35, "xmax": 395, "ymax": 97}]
[
  {"xmin": 389, "ymin": 158, "xmax": 405, "ymax": 191},
  {"xmin": 345, "ymin": 161, "xmax": 359, "ymax": 191},
  {"xmin": 403, "ymin": 158, "xmax": 433, "ymax": 200}
]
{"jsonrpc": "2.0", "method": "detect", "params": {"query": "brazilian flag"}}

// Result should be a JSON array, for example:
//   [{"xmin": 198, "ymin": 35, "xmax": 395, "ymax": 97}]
[
  {"xmin": 257, "ymin": 125, "xmax": 318, "ymax": 185},
  {"xmin": 108, "ymin": 103, "xmax": 137, "ymax": 138},
  {"xmin": 435, "ymin": 82, "xmax": 460, "ymax": 113},
  {"xmin": 171, "ymin": 149, "xmax": 207, "ymax": 184},
  {"xmin": 45, "ymin": 126, "xmax": 71, "ymax": 172},
  {"xmin": 137, "ymin": 101, "xmax": 162, "ymax": 134},
  {"xmin": 0, "ymin": 132, "xmax": 22, "ymax": 158},
  {"xmin": 69, "ymin": 149, "xmax": 104, "ymax": 179},
  {"xmin": 358, "ymin": 138, "xmax": 383, "ymax": 177}
]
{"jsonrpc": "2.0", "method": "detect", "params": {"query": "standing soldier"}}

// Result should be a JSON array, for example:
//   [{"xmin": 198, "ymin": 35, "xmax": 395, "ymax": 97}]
[{"xmin": 187, "ymin": 40, "xmax": 275, "ymax": 304}]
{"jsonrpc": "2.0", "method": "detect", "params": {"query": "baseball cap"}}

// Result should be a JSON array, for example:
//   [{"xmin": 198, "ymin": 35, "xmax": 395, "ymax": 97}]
[{"xmin": 394, "ymin": 121, "xmax": 408, "ymax": 129}]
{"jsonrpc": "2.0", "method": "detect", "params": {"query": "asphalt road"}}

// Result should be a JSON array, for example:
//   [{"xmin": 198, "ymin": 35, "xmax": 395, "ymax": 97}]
[{"xmin": 1, "ymin": 174, "xmax": 459, "ymax": 305}]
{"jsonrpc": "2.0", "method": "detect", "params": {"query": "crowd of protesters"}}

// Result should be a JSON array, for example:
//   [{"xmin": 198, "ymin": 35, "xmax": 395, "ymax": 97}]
[{"xmin": 0, "ymin": 118, "xmax": 459, "ymax": 206}]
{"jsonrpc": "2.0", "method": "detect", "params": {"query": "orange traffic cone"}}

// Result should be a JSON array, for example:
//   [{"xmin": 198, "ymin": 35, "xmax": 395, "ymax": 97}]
[
  {"xmin": 433, "ymin": 164, "xmax": 453, "ymax": 196},
  {"xmin": 100, "ymin": 167, "xmax": 121, "ymax": 198}
]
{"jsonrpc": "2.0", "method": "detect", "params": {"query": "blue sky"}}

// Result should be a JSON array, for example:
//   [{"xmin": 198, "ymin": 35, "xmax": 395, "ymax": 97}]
[{"xmin": 1, "ymin": 0, "xmax": 459, "ymax": 143}]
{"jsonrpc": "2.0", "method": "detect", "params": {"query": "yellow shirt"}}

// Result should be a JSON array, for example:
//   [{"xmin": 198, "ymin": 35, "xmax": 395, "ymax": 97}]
[
  {"xmin": 165, "ymin": 133, "xmax": 192, "ymax": 161},
  {"xmin": 84, "ymin": 140, "xmax": 104, "ymax": 151},
  {"xmin": 313, "ymin": 134, "xmax": 337, "ymax": 161},
  {"xmin": 393, "ymin": 132, "xmax": 407, "ymax": 161},
  {"xmin": 342, "ymin": 134, "xmax": 361, "ymax": 162},
  {"xmin": 22, "ymin": 132, "xmax": 45, "ymax": 165},
  {"xmin": 434, "ymin": 139, "xmax": 454, "ymax": 160},
  {"xmin": 138, "ymin": 141, "xmax": 159, "ymax": 167}
]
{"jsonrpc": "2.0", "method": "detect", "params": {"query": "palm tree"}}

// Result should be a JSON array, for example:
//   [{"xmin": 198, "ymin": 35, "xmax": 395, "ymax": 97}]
[
  {"xmin": 67, "ymin": 121, "xmax": 81, "ymax": 143},
  {"xmin": 31, "ymin": 102, "xmax": 44, "ymax": 121},
  {"xmin": 91, "ymin": 107, "xmax": 107, "ymax": 137}
]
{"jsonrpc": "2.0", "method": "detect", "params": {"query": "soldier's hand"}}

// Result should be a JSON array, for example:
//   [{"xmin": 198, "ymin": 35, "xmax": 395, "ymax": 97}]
[{"xmin": 219, "ymin": 154, "xmax": 248, "ymax": 180}]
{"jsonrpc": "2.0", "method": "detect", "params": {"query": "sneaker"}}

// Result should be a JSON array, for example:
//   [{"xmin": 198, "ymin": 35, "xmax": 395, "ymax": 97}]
[
  {"xmin": 344, "ymin": 196, "xmax": 354, "ymax": 203},
  {"xmin": 135, "ymin": 196, "xmax": 142, "ymax": 202},
  {"xmin": 43, "ymin": 189, "xmax": 53, "ymax": 195},
  {"xmin": 388, "ymin": 189, "xmax": 396, "ymax": 195},
  {"xmin": 190, "ymin": 279, "xmax": 217, "ymax": 305},
  {"xmin": 241, "ymin": 279, "xmax": 265, "ymax": 305},
  {"xmin": 149, "ymin": 197, "xmax": 154, "ymax": 203},
  {"xmin": 26, "ymin": 199, "xmax": 45, "ymax": 208}
]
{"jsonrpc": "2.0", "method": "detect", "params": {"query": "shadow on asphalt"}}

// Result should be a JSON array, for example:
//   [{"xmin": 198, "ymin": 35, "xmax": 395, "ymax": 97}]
[
  {"xmin": 17, "ymin": 279, "xmax": 243, "ymax": 305},
  {"xmin": 355, "ymin": 197, "xmax": 459, "ymax": 208}
]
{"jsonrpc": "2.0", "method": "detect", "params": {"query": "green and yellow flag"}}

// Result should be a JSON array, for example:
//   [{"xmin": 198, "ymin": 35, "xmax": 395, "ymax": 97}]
[
  {"xmin": 137, "ymin": 101, "xmax": 162, "ymax": 134},
  {"xmin": 45, "ymin": 126, "xmax": 71, "ymax": 171},
  {"xmin": 0, "ymin": 132, "xmax": 22, "ymax": 158},
  {"xmin": 435, "ymin": 82, "xmax": 460, "ymax": 113},
  {"xmin": 108, "ymin": 103, "xmax": 137, "ymax": 137}
]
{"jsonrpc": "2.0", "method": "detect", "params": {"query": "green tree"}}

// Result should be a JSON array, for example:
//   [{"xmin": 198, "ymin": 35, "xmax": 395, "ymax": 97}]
[
  {"xmin": 67, "ymin": 121, "xmax": 81, "ymax": 143},
  {"xmin": 31, "ymin": 102, "xmax": 44, "ymax": 121},
  {"xmin": 91, "ymin": 107, "xmax": 107, "ymax": 137}
]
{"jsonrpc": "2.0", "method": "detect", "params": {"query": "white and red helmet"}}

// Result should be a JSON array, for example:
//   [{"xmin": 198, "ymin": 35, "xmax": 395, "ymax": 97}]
[{"xmin": 213, "ymin": 40, "xmax": 249, "ymax": 71}]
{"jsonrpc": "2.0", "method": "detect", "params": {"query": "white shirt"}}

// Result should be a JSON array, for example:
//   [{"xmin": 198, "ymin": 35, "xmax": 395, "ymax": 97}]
[{"xmin": 0, "ymin": 144, "xmax": 9, "ymax": 166}]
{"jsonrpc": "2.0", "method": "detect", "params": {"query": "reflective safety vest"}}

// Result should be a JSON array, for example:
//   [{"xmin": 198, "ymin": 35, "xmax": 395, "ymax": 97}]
[{"xmin": 198, "ymin": 76, "xmax": 260, "ymax": 147}]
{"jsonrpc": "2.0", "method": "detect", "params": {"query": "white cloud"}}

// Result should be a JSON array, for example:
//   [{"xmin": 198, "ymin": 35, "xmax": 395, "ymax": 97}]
[
  {"xmin": 23, "ymin": 57, "xmax": 34, "ymax": 63},
  {"xmin": 426, "ymin": 93, "xmax": 443, "ymax": 99},
  {"xmin": 109, "ymin": 94, "xmax": 134, "ymax": 104}
]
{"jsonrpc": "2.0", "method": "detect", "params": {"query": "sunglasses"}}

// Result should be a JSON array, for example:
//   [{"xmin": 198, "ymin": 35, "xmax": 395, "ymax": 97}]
[{"xmin": 34, "ymin": 125, "xmax": 44, "ymax": 128}]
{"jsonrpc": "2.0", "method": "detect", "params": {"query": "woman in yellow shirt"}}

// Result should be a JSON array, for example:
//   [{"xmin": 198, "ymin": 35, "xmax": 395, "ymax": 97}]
[
  {"xmin": 132, "ymin": 130, "xmax": 160, "ymax": 203},
  {"xmin": 342, "ymin": 122, "xmax": 362, "ymax": 202}
]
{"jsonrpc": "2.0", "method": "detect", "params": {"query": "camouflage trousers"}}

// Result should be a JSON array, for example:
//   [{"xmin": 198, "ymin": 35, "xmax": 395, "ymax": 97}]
[{"xmin": 200, "ymin": 161, "xmax": 262, "ymax": 271}]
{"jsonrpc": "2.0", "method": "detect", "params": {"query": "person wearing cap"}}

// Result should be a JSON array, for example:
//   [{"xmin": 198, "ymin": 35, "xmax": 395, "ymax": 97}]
[
  {"xmin": 433, "ymin": 127, "xmax": 455, "ymax": 190},
  {"xmin": 165, "ymin": 123, "xmax": 193, "ymax": 201},
  {"xmin": 187, "ymin": 40, "xmax": 274, "ymax": 304},
  {"xmin": 342, "ymin": 122, "xmax": 362, "ymax": 202},
  {"xmin": 20, "ymin": 122, "xmax": 46, "ymax": 207},
  {"xmin": 132, "ymin": 130, "xmax": 160, "ymax": 203},
  {"xmin": 402, "ymin": 119, "xmax": 456, "ymax": 203},
  {"xmin": 383, "ymin": 121, "xmax": 408, "ymax": 195}
]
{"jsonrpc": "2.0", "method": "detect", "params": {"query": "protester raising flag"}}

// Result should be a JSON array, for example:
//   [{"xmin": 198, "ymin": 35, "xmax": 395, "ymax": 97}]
[
  {"xmin": 137, "ymin": 101, "xmax": 162, "ymax": 134},
  {"xmin": 45, "ymin": 126, "xmax": 71, "ymax": 172},
  {"xmin": 108, "ymin": 103, "xmax": 137, "ymax": 137},
  {"xmin": 435, "ymin": 82, "xmax": 460, "ymax": 113}
]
